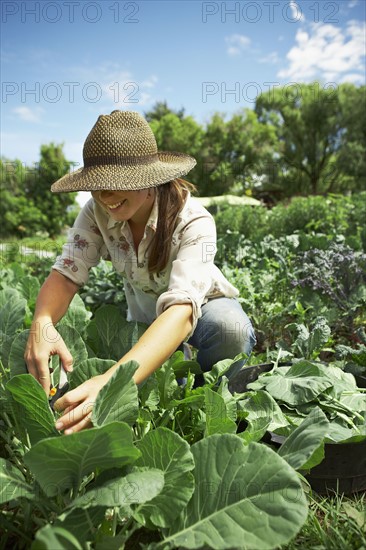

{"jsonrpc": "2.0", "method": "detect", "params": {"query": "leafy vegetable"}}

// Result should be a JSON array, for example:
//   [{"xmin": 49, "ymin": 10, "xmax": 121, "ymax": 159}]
[
  {"xmin": 156, "ymin": 435, "xmax": 308, "ymax": 549},
  {"xmin": 23, "ymin": 422, "xmax": 140, "ymax": 497},
  {"xmin": 246, "ymin": 361, "xmax": 366, "ymax": 444}
]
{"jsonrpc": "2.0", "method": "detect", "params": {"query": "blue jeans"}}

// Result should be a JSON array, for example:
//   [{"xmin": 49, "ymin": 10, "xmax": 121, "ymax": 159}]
[{"xmin": 185, "ymin": 297, "xmax": 256, "ymax": 382}]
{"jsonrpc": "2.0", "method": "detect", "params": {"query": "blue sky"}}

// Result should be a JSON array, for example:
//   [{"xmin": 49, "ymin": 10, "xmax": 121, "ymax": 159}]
[{"xmin": 1, "ymin": 0, "xmax": 365, "ymax": 206}]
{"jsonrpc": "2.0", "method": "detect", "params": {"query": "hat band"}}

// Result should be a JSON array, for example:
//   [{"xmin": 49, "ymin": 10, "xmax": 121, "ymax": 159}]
[{"xmin": 84, "ymin": 153, "xmax": 159, "ymax": 168}]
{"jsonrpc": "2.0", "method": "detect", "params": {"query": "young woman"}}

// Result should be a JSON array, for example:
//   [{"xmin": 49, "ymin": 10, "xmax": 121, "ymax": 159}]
[{"xmin": 24, "ymin": 110, "xmax": 256, "ymax": 434}]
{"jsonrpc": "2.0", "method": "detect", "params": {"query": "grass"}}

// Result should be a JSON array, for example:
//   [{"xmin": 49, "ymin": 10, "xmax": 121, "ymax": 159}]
[{"xmin": 283, "ymin": 490, "xmax": 366, "ymax": 549}]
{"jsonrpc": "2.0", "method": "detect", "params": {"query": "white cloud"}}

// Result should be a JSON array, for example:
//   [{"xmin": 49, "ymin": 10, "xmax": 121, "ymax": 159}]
[
  {"xmin": 13, "ymin": 106, "xmax": 44, "ymax": 123},
  {"xmin": 339, "ymin": 72, "xmax": 365, "ymax": 84},
  {"xmin": 140, "ymin": 75, "xmax": 158, "ymax": 88},
  {"xmin": 225, "ymin": 34, "xmax": 251, "ymax": 56},
  {"xmin": 137, "ymin": 92, "xmax": 153, "ymax": 106},
  {"xmin": 259, "ymin": 52, "xmax": 280, "ymax": 64},
  {"xmin": 348, "ymin": 0, "xmax": 359, "ymax": 8},
  {"xmin": 65, "ymin": 63, "xmax": 157, "ymax": 107},
  {"xmin": 278, "ymin": 20, "xmax": 366, "ymax": 83},
  {"xmin": 289, "ymin": 1, "xmax": 305, "ymax": 22}
]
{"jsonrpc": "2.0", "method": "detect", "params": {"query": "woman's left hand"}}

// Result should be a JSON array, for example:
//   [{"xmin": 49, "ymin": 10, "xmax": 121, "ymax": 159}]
[{"xmin": 54, "ymin": 374, "xmax": 110, "ymax": 434}]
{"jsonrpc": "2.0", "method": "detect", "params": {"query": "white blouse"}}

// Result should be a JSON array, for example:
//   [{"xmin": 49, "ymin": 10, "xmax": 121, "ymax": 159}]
[{"xmin": 52, "ymin": 192, "xmax": 239, "ymax": 336}]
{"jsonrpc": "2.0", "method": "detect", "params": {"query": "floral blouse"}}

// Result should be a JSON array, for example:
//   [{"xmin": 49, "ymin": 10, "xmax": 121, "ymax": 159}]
[{"xmin": 52, "ymin": 192, "xmax": 239, "ymax": 336}]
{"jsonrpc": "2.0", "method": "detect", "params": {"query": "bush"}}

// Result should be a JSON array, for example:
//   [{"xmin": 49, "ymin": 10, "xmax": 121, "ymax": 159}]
[
  {"xmin": 212, "ymin": 194, "xmax": 365, "ymax": 254},
  {"xmin": 214, "ymin": 205, "xmax": 269, "ymax": 240},
  {"xmin": 266, "ymin": 195, "xmax": 353, "ymax": 238}
]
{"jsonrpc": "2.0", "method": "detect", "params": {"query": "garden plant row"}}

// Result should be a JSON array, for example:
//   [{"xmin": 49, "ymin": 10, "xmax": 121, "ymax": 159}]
[{"xmin": 0, "ymin": 192, "xmax": 366, "ymax": 549}]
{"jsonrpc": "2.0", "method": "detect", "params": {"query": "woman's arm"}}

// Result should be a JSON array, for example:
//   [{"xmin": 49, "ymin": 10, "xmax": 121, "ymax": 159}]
[
  {"xmin": 115, "ymin": 303, "xmax": 193, "ymax": 384},
  {"xmin": 53, "ymin": 303, "xmax": 193, "ymax": 434},
  {"xmin": 24, "ymin": 270, "xmax": 80, "ymax": 392}
]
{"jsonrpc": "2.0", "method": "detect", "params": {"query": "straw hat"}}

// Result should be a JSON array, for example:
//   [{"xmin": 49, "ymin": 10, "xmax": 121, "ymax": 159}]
[{"xmin": 51, "ymin": 110, "xmax": 197, "ymax": 192}]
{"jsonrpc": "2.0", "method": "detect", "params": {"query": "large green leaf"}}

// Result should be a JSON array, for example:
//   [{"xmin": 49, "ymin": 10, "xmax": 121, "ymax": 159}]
[
  {"xmin": 52, "ymin": 507, "xmax": 106, "ymax": 546},
  {"xmin": 0, "ymin": 288, "xmax": 27, "ymax": 367},
  {"xmin": 9, "ymin": 330, "xmax": 30, "ymax": 377},
  {"xmin": 91, "ymin": 305, "xmax": 147, "ymax": 360},
  {"xmin": 57, "ymin": 324, "xmax": 88, "ymax": 365},
  {"xmin": 165, "ymin": 351, "xmax": 202, "ymax": 378},
  {"xmin": 6, "ymin": 374, "xmax": 59, "ymax": 445},
  {"xmin": 217, "ymin": 377, "xmax": 237, "ymax": 422},
  {"xmin": 32, "ymin": 524, "xmax": 84, "ymax": 550},
  {"xmin": 325, "ymin": 417, "xmax": 366, "ymax": 443},
  {"xmin": 138, "ymin": 375, "xmax": 160, "ymax": 409},
  {"xmin": 0, "ymin": 458, "xmax": 33, "ymax": 504},
  {"xmin": 307, "ymin": 317, "xmax": 331, "ymax": 358},
  {"xmin": 72, "ymin": 467, "xmax": 164, "ymax": 509},
  {"xmin": 157, "ymin": 435, "xmax": 308, "ymax": 549},
  {"xmin": 24, "ymin": 422, "xmax": 140, "ymax": 496},
  {"xmin": 135, "ymin": 428, "xmax": 195, "ymax": 528},
  {"xmin": 92, "ymin": 361, "xmax": 139, "ymax": 427},
  {"xmin": 204, "ymin": 387, "xmax": 237, "ymax": 436},
  {"xmin": 238, "ymin": 390, "xmax": 289, "ymax": 444},
  {"xmin": 0, "ymin": 287, "xmax": 21, "ymax": 309},
  {"xmin": 155, "ymin": 362, "xmax": 179, "ymax": 409},
  {"xmin": 277, "ymin": 407, "xmax": 329, "ymax": 470},
  {"xmin": 69, "ymin": 358, "xmax": 115, "ymax": 389},
  {"xmin": 10, "ymin": 324, "xmax": 88, "ymax": 385},
  {"xmin": 58, "ymin": 294, "xmax": 92, "ymax": 337},
  {"xmin": 249, "ymin": 361, "xmax": 334, "ymax": 405},
  {"xmin": 203, "ymin": 354, "xmax": 247, "ymax": 385},
  {"xmin": 16, "ymin": 275, "xmax": 40, "ymax": 307},
  {"xmin": 322, "ymin": 365, "xmax": 358, "ymax": 395}
]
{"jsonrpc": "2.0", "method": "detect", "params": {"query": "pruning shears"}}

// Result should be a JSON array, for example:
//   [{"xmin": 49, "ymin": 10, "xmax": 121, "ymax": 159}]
[{"xmin": 49, "ymin": 361, "xmax": 70, "ymax": 411}]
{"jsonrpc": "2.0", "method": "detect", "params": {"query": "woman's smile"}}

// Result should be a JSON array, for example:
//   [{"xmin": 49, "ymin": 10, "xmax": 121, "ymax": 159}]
[
  {"xmin": 104, "ymin": 199, "xmax": 127, "ymax": 211},
  {"xmin": 91, "ymin": 189, "xmax": 155, "ymax": 227}
]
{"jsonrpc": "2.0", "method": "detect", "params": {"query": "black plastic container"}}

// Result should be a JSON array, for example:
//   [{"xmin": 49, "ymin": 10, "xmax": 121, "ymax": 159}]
[{"xmin": 229, "ymin": 363, "xmax": 366, "ymax": 495}]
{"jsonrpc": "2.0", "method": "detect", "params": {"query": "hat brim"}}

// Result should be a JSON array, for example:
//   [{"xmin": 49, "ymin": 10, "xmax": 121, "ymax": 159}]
[{"xmin": 51, "ymin": 151, "xmax": 197, "ymax": 193}]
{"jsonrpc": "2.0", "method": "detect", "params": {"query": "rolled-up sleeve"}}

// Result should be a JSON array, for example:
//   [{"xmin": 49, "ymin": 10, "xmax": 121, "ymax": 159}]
[
  {"xmin": 51, "ymin": 199, "xmax": 105, "ymax": 286},
  {"xmin": 156, "ymin": 215, "xmax": 217, "ymax": 337}
]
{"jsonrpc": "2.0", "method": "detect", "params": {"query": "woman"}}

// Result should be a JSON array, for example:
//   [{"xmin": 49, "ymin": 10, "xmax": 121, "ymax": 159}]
[{"xmin": 24, "ymin": 110, "xmax": 256, "ymax": 434}]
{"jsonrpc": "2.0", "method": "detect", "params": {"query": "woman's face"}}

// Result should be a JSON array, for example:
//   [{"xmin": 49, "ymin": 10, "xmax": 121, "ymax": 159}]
[{"xmin": 92, "ymin": 188, "xmax": 155, "ymax": 226}]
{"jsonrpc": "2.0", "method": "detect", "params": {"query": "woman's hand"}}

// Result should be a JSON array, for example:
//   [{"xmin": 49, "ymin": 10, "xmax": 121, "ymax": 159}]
[
  {"xmin": 24, "ymin": 319, "xmax": 74, "ymax": 394},
  {"xmin": 53, "ymin": 374, "xmax": 110, "ymax": 435}
]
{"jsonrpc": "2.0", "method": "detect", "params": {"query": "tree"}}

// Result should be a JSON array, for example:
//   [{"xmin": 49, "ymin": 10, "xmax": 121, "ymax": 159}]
[
  {"xmin": 144, "ymin": 100, "xmax": 185, "ymax": 122},
  {"xmin": 336, "ymin": 84, "xmax": 366, "ymax": 191},
  {"xmin": 199, "ymin": 109, "xmax": 278, "ymax": 196},
  {"xmin": 24, "ymin": 143, "xmax": 78, "ymax": 238},
  {"xmin": 255, "ymin": 82, "xmax": 365, "ymax": 198},
  {"xmin": 0, "ymin": 158, "xmax": 28, "ymax": 196},
  {"xmin": 0, "ymin": 145, "xmax": 78, "ymax": 239},
  {"xmin": 148, "ymin": 113, "xmax": 204, "ymax": 189},
  {"xmin": 0, "ymin": 190, "xmax": 47, "ymax": 239}
]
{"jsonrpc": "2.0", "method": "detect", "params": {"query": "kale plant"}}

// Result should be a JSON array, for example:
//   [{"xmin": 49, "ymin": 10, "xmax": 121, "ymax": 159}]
[{"xmin": 291, "ymin": 243, "xmax": 366, "ymax": 340}]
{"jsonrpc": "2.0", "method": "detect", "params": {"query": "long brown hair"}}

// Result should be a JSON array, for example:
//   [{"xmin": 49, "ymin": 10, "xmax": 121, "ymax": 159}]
[{"xmin": 148, "ymin": 178, "xmax": 197, "ymax": 273}]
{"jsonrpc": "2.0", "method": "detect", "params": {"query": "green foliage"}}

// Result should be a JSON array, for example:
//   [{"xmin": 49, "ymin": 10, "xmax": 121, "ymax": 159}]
[
  {"xmin": 0, "ymin": 190, "xmax": 48, "ymax": 239},
  {"xmin": 144, "ymin": 100, "xmax": 186, "ymax": 122},
  {"xmin": 78, "ymin": 259, "xmax": 127, "ymax": 315},
  {"xmin": 149, "ymin": 111, "xmax": 204, "ymax": 190},
  {"xmin": 1, "ymin": 189, "xmax": 365, "ymax": 547},
  {"xmin": 213, "ymin": 193, "xmax": 366, "ymax": 251},
  {"xmin": 246, "ymin": 362, "xmax": 366, "ymax": 443},
  {"xmin": 283, "ymin": 492, "xmax": 366, "ymax": 550},
  {"xmin": 255, "ymin": 82, "xmax": 366, "ymax": 200},
  {"xmin": 199, "ymin": 109, "xmax": 278, "ymax": 196},
  {"xmin": 292, "ymin": 243, "xmax": 366, "ymax": 340},
  {"xmin": 336, "ymin": 84, "xmax": 366, "ymax": 190},
  {"xmin": 0, "ymin": 144, "xmax": 79, "ymax": 239},
  {"xmin": 1, "ymin": 259, "xmax": 365, "ymax": 548}
]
